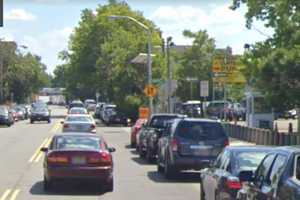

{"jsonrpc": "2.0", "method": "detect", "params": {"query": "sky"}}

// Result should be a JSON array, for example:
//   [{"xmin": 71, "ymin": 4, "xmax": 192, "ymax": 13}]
[{"xmin": 0, "ymin": 0, "xmax": 273, "ymax": 74}]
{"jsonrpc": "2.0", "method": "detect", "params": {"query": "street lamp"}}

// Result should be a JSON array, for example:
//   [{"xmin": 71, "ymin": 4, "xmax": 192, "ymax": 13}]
[{"xmin": 108, "ymin": 15, "xmax": 153, "ymax": 114}]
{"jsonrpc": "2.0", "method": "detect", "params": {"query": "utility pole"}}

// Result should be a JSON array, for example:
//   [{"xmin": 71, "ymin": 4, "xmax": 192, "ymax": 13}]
[
  {"xmin": 0, "ymin": 56, "xmax": 3, "ymax": 104},
  {"xmin": 166, "ymin": 37, "xmax": 173, "ymax": 113}
]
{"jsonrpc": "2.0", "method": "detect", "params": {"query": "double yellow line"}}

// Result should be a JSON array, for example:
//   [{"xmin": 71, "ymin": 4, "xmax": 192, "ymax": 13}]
[
  {"xmin": 28, "ymin": 121, "xmax": 61, "ymax": 163},
  {"xmin": 28, "ymin": 137, "xmax": 52, "ymax": 163},
  {"xmin": 0, "ymin": 189, "xmax": 20, "ymax": 200}
]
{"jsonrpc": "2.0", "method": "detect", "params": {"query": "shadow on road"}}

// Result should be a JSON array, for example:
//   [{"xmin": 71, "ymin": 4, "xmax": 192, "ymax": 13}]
[
  {"xmin": 30, "ymin": 181, "xmax": 108, "ymax": 196},
  {"xmin": 147, "ymin": 171, "xmax": 200, "ymax": 184},
  {"xmin": 131, "ymin": 157, "xmax": 153, "ymax": 166}
]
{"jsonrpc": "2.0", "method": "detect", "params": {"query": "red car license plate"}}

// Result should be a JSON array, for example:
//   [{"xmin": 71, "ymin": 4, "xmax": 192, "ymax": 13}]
[{"xmin": 71, "ymin": 156, "xmax": 86, "ymax": 165}]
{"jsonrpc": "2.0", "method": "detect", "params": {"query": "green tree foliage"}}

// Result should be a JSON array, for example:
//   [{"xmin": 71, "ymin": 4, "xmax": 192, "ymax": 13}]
[
  {"xmin": 0, "ymin": 42, "xmax": 50, "ymax": 103},
  {"xmin": 60, "ymin": 1, "xmax": 164, "ymax": 119},
  {"xmin": 174, "ymin": 30, "xmax": 215, "ymax": 101},
  {"xmin": 232, "ymin": 0, "xmax": 300, "ymax": 109}
]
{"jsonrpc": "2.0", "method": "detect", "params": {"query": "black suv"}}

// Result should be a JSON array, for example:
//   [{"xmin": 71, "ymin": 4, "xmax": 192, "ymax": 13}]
[
  {"xmin": 157, "ymin": 118, "xmax": 228, "ymax": 178},
  {"xmin": 137, "ymin": 114, "xmax": 184, "ymax": 161}
]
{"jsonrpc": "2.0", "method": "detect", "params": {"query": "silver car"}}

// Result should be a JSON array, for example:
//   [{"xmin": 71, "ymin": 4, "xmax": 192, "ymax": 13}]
[
  {"xmin": 68, "ymin": 107, "xmax": 88, "ymax": 115},
  {"xmin": 62, "ymin": 114, "xmax": 96, "ymax": 133}
]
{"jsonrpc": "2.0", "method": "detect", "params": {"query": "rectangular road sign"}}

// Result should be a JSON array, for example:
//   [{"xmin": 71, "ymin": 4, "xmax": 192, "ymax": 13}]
[{"xmin": 200, "ymin": 80, "xmax": 209, "ymax": 97}]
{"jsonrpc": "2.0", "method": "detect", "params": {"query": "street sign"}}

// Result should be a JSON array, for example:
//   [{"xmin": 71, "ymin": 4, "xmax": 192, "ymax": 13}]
[
  {"xmin": 200, "ymin": 80, "xmax": 209, "ymax": 97},
  {"xmin": 212, "ymin": 59, "xmax": 222, "ymax": 73},
  {"xmin": 139, "ymin": 107, "xmax": 150, "ymax": 119},
  {"xmin": 144, "ymin": 84, "xmax": 157, "ymax": 97}
]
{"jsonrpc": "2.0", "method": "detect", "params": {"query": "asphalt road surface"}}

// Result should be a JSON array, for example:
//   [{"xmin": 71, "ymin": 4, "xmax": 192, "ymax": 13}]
[{"xmin": 0, "ymin": 106, "xmax": 201, "ymax": 200}]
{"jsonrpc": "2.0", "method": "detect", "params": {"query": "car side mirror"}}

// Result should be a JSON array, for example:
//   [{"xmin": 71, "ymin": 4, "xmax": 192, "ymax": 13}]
[
  {"xmin": 108, "ymin": 147, "xmax": 116, "ymax": 153},
  {"xmin": 41, "ymin": 147, "xmax": 48, "ymax": 152},
  {"xmin": 239, "ymin": 170, "xmax": 254, "ymax": 182}
]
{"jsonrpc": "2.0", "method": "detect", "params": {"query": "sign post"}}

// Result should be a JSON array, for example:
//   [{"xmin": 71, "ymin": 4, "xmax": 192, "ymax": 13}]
[{"xmin": 96, "ymin": 92, "xmax": 100, "ymax": 103}]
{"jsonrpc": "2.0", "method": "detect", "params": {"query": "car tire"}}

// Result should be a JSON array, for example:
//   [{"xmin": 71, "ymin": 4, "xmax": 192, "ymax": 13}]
[
  {"xmin": 164, "ymin": 156, "xmax": 177, "ymax": 179},
  {"xmin": 157, "ymin": 160, "xmax": 164, "ymax": 173},
  {"xmin": 130, "ymin": 142, "xmax": 135, "ymax": 148},
  {"xmin": 43, "ymin": 176, "xmax": 52, "ymax": 191},
  {"xmin": 47, "ymin": 119, "xmax": 51, "ymax": 124},
  {"xmin": 103, "ymin": 179, "xmax": 114, "ymax": 192},
  {"xmin": 138, "ymin": 145, "xmax": 146, "ymax": 158},
  {"xmin": 200, "ymin": 181, "xmax": 206, "ymax": 200},
  {"xmin": 30, "ymin": 120, "xmax": 34, "ymax": 124},
  {"xmin": 146, "ymin": 147, "xmax": 154, "ymax": 163}
]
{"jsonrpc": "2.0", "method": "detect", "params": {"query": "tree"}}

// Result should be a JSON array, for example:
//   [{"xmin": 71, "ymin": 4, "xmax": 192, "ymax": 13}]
[
  {"xmin": 231, "ymin": 0, "xmax": 300, "ymax": 109},
  {"xmin": 61, "ymin": 1, "xmax": 164, "ymax": 119},
  {"xmin": 174, "ymin": 30, "xmax": 215, "ymax": 101}
]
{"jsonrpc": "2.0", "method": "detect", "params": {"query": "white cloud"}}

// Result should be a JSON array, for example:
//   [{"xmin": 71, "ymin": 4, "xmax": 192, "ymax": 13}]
[
  {"xmin": 5, "ymin": 9, "xmax": 36, "ymax": 21},
  {"xmin": 150, "ymin": 4, "xmax": 272, "ymax": 52},
  {"xmin": 21, "ymin": 27, "xmax": 73, "ymax": 73}
]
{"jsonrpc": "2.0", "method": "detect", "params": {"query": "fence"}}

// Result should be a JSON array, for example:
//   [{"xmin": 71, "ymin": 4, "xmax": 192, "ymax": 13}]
[{"xmin": 223, "ymin": 123, "xmax": 300, "ymax": 146}]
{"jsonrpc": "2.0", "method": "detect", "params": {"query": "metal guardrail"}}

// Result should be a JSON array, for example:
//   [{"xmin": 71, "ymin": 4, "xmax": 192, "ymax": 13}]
[{"xmin": 223, "ymin": 123, "xmax": 300, "ymax": 146}]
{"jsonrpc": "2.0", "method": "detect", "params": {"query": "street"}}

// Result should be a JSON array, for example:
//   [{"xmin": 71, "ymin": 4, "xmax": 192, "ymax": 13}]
[{"xmin": 0, "ymin": 106, "xmax": 200, "ymax": 200}]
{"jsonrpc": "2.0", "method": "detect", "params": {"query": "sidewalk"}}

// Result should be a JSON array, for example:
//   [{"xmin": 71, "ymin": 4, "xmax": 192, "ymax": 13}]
[{"xmin": 229, "ymin": 137, "xmax": 255, "ymax": 146}]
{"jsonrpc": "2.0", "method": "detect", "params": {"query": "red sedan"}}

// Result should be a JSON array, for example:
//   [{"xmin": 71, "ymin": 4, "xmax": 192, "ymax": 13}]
[
  {"xmin": 41, "ymin": 133, "xmax": 115, "ymax": 192},
  {"xmin": 130, "ymin": 118, "xmax": 147, "ymax": 148}
]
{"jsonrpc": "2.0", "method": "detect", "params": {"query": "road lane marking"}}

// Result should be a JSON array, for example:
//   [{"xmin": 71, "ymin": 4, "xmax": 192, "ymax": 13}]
[
  {"xmin": 34, "ymin": 137, "xmax": 53, "ymax": 163},
  {"xmin": 29, "ymin": 138, "xmax": 49, "ymax": 163},
  {"xmin": 50, "ymin": 121, "xmax": 61, "ymax": 133},
  {"xmin": 0, "ymin": 189, "xmax": 11, "ymax": 200},
  {"xmin": 9, "ymin": 190, "xmax": 20, "ymax": 200}
]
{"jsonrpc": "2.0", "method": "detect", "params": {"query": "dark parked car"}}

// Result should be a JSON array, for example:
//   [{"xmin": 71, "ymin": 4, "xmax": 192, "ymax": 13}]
[
  {"xmin": 145, "ymin": 114, "xmax": 185, "ymax": 162},
  {"xmin": 237, "ymin": 146, "xmax": 300, "ymax": 200},
  {"xmin": 200, "ymin": 146, "xmax": 273, "ymax": 200},
  {"xmin": 157, "ymin": 118, "xmax": 229, "ymax": 179},
  {"xmin": 0, "ymin": 106, "xmax": 14, "ymax": 126},
  {"xmin": 137, "ymin": 114, "xmax": 185, "ymax": 160},
  {"xmin": 30, "ymin": 107, "xmax": 51, "ymax": 123},
  {"xmin": 41, "ymin": 133, "xmax": 115, "ymax": 192}
]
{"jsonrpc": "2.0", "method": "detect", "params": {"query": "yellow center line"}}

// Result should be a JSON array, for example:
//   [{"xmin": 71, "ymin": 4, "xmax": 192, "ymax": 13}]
[
  {"xmin": 34, "ymin": 137, "xmax": 53, "ymax": 163},
  {"xmin": 28, "ymin": 138, "xmax": 49, "ymax": 163},
  {"xmin": 9, "ymin": 190, "xmax": 20, "ymax": 200},
  {"xmin": 0, "ymin": 189, "xmax": 11, "ymax": 200},
  {"xmin": 50, "ymin": 121, "xmax": 61, "ymax": 134}
]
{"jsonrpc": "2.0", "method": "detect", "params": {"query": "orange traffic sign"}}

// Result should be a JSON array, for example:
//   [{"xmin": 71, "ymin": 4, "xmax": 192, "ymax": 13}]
[
  {"xmin": 139, "ymin": 107, "xmax": 150, "ymax": 119},
  {"xmin": 212, "ymin": 59, "xmax": 222, "ymax": 73},
  {"xmin": 144, "ymin": 84, "xmax": 157, "ymax": 97}
]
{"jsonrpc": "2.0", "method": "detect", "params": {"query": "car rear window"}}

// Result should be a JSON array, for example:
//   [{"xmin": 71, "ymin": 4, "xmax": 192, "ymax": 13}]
[
  {"xmin": 70, "ymin": 103, "xmax": 84, "ymax": 108},
  {"xmin": 66, "ymin": 116, "xmax": 92, "ymax": 122},
  {"xmin": 70, "ymin": 108, "xmax": 87, "ymax": 114},
  {"xmin": 150, "ymin": 116, "xmax": 178, "ymax": 128},
  {"xmin": 55, "ymin": 136, "xmax": 100, "ymax": 150},
  {"xmin": 233, "ymin": 151, "xmax": 268, "ymax": 172},
  {"xmin": 176, "ymin": 121, "xmax": 226, "ymax": 140}
]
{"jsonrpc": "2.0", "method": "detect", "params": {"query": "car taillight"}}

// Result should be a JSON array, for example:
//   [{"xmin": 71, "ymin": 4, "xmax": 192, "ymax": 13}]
[
  {"xmin": 63, "ymin": 124, "xmax": 69, "ymax": 128},
  {"xmin": 224, "ymin": 139, "xmax": 229, "ymax": 146},
  {"xmin": 226, "ymin": 176, "xmax": 241, "ymax": 189},
  {"xmin": 171, "ymin": 138, "xmax": 178, "ymax": 152},
  {"xmin": 47, "ymin": 155, "xmax": 69, "ymax": 164},
  {"xmin": 100, "ymin": 152, "xmax": 112, "ymax": 163},
  {"xmin": 91, "ymin": 124, "xmax": 96, "ymax": 129}
]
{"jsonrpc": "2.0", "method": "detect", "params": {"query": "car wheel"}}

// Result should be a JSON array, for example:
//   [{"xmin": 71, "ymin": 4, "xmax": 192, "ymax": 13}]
[
  {"xmin": 30, "ymin": 120, "xmax": 34, "ymax": 124},
  {"xmin": 146, "ymin": 147, "xmax": 154, "ymax": 163},
  {"xmin": 130, "ymin": 142, "xmax": 136, "ymax": 148},
  {"xmin": 157, "ymin": 159, "xmax": 164, "ymax": 173},
  {"xmin": 138, "ymin": 145, "xmax": 146, "ymax": 158},
  {"xmin": 43, "ymin": 176, "xmax": 52, "ymax": 191},
  {"xmin": 7, "ymin": 123, "xmax": 11, "ymax": 127},
  {"xmin": 47, "ymin": 119, "xmax": 51, "ymax": 124},
  {"xmin": 200, "ymin": 181, "xmax": 206, "ymax": 200},
  {"xmin": 164, "ymin": 156, "xmax": 177, "ymax": 179},
  {"xmin": 103, "ymin": 179, "xmax": 113, "ymax": 192}
]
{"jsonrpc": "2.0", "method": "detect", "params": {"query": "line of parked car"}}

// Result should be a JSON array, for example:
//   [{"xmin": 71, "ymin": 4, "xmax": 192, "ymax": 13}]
[
  {"xmin": 130, "ymin": 113, "xmax": 300, "ymax": 200},
  {"xmin": 40, "ymin": 100, "xmax": 116, "ymax": 193},
  {"xmin": 0, "ymin": 104, "xmax": 31, "ymax": 126}
]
